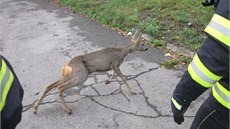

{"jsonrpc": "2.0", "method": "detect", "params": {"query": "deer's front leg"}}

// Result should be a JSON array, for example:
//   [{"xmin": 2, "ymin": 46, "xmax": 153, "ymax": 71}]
[
  {"xmin": 113, "ymin": 67, "xmax": 135, "ymax": 94},
  {"xmin": 105, "ymin": 70, "xmax": 115, "ymax": 84}
]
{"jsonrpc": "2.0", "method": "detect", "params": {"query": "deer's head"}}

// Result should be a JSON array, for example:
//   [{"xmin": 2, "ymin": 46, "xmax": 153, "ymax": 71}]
[{"xmin": 129, "ymin": 30, "xmax": 148, "ymax": 52}]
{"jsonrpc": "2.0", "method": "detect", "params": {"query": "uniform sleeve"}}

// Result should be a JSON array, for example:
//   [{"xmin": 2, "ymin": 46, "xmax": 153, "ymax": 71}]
[
  {"xmin": 173, "ymin": 0, "xmax": 229, "ymax": 103},
  {"xmin": 173, "ymin": 34, "xmax": 229, "ymax": 103},
  {"xmin": 204, "ymin": 0, "xmax": 230, "ymax": 48}
]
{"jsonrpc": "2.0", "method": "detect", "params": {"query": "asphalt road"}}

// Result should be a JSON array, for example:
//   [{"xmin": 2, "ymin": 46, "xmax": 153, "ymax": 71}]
[{"xmin": 0, "ymin": 0, "xmax": 209, "ymax": 129}]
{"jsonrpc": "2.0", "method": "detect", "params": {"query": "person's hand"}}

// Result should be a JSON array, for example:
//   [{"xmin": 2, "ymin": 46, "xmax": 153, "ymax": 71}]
[
  {"xmin": 202, "ymin": 0, "xmax": 220, "ymax": 8},
  {"xmin": 171, "ymin": 96, "xmax": 190, "ymax": 125}
]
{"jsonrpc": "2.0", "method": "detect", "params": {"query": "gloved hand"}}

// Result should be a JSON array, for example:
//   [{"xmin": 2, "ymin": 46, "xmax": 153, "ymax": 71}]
[
  {"xmin": 171, "ymin": 95, "xmax": 190, "ymax": 125},
  {"xmin": 202, "ymin": 0, "xmax": 220, "ymax": 8}
]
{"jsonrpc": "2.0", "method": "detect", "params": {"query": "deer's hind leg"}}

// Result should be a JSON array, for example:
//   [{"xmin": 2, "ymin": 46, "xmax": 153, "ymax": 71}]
[
  {"xmin": 57, "ymin": 63, "xmax": 89, "ymax": 115},
  {"xmin": 33, "ymin": 78, "xmax": 65, "ymax": 114}
]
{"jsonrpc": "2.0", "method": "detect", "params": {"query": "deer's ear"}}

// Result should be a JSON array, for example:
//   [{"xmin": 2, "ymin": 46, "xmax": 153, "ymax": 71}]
[{"xmin": 132, "ymin": 30, "xmax": 141, "ymax": 43}]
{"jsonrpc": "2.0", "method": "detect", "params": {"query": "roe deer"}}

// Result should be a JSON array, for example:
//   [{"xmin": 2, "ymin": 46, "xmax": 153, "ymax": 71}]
[{"xmin": 33, "ymin": 30, "xmax": 148, "ymax": 115}]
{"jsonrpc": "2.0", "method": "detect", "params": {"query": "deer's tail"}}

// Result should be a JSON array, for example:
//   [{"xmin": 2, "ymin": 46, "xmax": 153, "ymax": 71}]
[{"xmin": 62, "ymin": 64, "xmax": 73, "ymax": 76}]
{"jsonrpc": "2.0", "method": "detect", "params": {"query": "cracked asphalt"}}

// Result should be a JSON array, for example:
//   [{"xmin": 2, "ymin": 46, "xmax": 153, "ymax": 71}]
[{"xmin": 0, "ymin": 0, "xmax": 209, "ymax": 129}]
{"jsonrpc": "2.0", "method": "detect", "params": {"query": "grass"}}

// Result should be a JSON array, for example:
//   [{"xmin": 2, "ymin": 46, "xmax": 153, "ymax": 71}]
[
  {"xmin": 59, "ymin": 0, "xmax": 213, "ymax": 51},
  {"xmin": 58, "ymin": 0, "xmax": 213, "ymax": 68},
  {"xmin": 160, "ymin": 54, "xmax": 192, "ymax": 69}
]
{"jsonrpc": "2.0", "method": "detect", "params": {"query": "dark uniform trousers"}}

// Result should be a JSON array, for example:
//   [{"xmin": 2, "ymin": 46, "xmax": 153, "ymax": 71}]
[{"xmin": 191, "ymin": 95, "xmax": 229, "ymax": 129}]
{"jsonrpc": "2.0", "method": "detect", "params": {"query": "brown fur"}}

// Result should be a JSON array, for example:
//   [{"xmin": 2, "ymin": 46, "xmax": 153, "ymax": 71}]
[
  {"xmin": 33, "ymin": 30, "xmax": 148, "ymax": 114},
  {"xmin": 62, "ymin": 64, "xmax": 72, "ymax": 77}
]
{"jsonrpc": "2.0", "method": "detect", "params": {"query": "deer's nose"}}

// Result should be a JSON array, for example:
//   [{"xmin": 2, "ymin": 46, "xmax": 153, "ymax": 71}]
[{"xmin": 145, "ymin": 48, "xmax": 148, "ymax": 51}]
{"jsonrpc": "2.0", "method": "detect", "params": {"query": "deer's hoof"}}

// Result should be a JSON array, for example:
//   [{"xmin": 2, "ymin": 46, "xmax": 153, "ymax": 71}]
[
  {"xmin": 129, "ymin": 90, "xmax": 137, "ymax": 95},
  {"xmin": 68, "ymin": 109, "xmax": 72, "ymax": 115},
  {"xmin": 33, "ymin": 107, "xmax": 38, "ymax": 114},
  {"xmin": 105, "ymin": 80, "xmax": 111, "ymax": 84},
  {"xmin": 130, "ymin": 92, "xmax": 137, "ymax": 95},
  {"xmin": 65, "ymin": 109, "xmax": 72, "ymax": 115}
]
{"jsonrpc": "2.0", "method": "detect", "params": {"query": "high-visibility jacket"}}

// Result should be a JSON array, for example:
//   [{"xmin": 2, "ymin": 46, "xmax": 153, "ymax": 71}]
[
  {"xmin": 0, "ymin": 56, "xmax": 15, "ymax": 111},
  {"xmin": 192, "ymin": 0, "xmax": 229, "ymax": 109},
  {"xmin": 172, "ymin": 0, "xmax": 229, "ymax": 110},
  {"xmin": 0, "ymin": 55, "xmax": 24, "ymax": 129}
]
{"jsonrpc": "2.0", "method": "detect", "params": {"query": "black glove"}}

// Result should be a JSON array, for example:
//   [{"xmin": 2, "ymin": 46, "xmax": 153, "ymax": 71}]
[
  {"xmin": 171, "ymin": 95, "xmax": 190, "ymax": 125},
  {"xmin": 202, "ymin": 0, "xmax": 220, "ymax": 8}
]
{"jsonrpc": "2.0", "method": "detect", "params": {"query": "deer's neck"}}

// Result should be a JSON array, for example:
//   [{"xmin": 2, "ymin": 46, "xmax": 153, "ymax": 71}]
[{"xmin": 120, "ymin": 44, "xmax": 133, "ymax": 58}]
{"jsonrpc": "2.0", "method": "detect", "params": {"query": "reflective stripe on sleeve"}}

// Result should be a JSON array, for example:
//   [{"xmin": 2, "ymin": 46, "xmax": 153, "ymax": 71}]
[
  {"xmin": 212, "ymin": 82, "xmax": 230, "ymax": 109},
  {"xmin": 0, "ymin": 59, "xmax": 14, "ymax": 111},
  {"xmin": 172, "ymin": 98, "xmax": 182, "ymax": 110},
  {"xmin": 205, "ymin": 14, "xmax": 230, "ymax": 47},
  {"xmin": 188, "ymin": 54, "xmax": 222, "ymax": 88}
]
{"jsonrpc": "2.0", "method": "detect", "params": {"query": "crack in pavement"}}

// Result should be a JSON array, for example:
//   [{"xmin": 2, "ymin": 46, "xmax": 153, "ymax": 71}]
[
  {"xmin": 23, "ymin": 66, "xmax": 195, "ymax": 119},
  {"xmin": 133, "ymin": 78, "xmax": 163, "ymax": 116}
]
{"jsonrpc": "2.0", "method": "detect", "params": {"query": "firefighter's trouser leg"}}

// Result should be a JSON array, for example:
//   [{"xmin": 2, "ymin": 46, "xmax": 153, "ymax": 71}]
[{"xmin": 190, "ymin": 95, "xmax": 229, "ymax": 129}]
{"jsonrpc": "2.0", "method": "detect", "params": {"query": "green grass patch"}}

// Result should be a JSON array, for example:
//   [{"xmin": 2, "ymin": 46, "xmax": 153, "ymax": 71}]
[
  {"xmin": 161, "ymin": 55, "xmax": 192, "ymax": 69},
  {"xmin": 59, "ymin": 0, "xmax": 213, "ymax": 51}
]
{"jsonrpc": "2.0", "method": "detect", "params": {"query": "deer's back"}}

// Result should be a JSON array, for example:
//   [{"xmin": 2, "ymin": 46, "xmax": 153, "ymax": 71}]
[{"xmin": 69, "ymin": 48, "xmax": 123, "ymax": 73}]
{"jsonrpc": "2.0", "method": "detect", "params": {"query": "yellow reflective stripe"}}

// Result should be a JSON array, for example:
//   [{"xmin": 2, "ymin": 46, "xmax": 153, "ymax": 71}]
[
  {"xmin": 0, "ymin": 60, "xmax": 14, "ymax": 111},
  {"xmin": 188, "ymin": 63, "xmax": 212, "ymax": 87},
  {"xmin": 205, "ymin": 14, "xmax": 230, "ymax": 47},
  {"xmin": 212, "ymin": 83, "xmax": 230, "ymax": 109},
  {"xmin": 212, "ymin": 14, "xmax": 230, "ymax": 29},
  {"xmin": 205, "ymin": 26, "xmax": 230, "ymax": 46},
  {"xmin": 193, "ymin": 54, "xmax": 222, "ymax": 81},
  {"xmin": 171, "ymin": 98, "xmax": 182, "ymax": 110},
  {"xmin": 0, "ymin": 60, "xmax": 7, "ymax": 93},
  {"xmin": 188, "ymin": 54, "xmax": 222, "ymax": 88},
  {"xmin": 216, "ymin": 82, "xmax": 230, "ymax": 97},
  {"xmin": 0, "ymin": 71, "xmax": 13, "ymax": 111}
]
